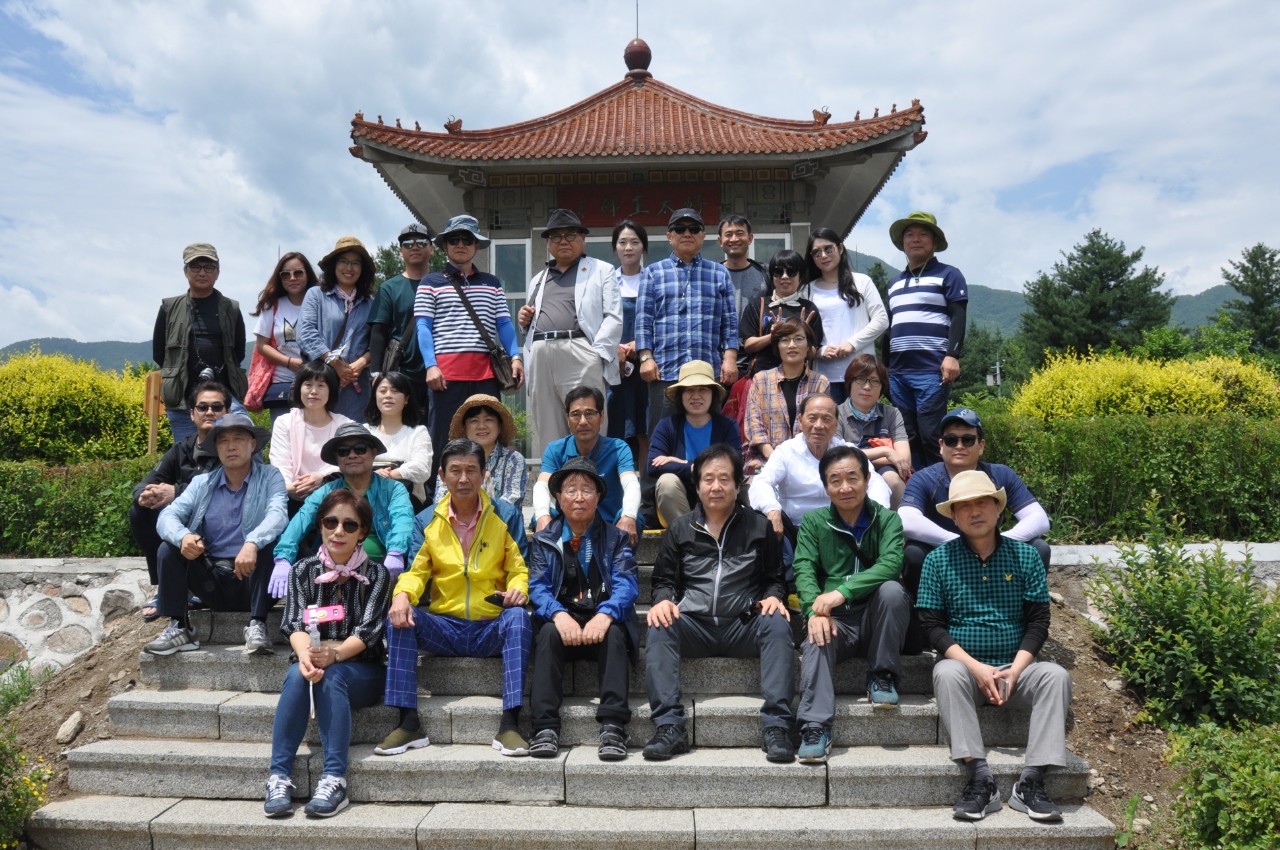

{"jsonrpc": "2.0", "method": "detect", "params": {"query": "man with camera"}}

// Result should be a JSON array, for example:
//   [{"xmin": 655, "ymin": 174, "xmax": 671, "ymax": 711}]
[{"xmin": 144, "ymin": 413, "xmax": 288, "ymax": 657}]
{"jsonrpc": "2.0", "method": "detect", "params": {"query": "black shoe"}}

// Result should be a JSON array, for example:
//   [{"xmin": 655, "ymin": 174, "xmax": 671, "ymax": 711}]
[
  {"xmin": 953, "ymin": 776, "xmax": 1002, "ymax": 820},
  {"xmin": 598, "ymin": 724, "xmax": 628, "ymax": 761},
  {"xmin": 1010, "ymin": 778, "xmax": 1063, "ymax": 822},
  {"xmin": 761, "ymin": 726, "xmax": 795, "ymax": 763},
  {"xmin": 528, "ymin": 728, "xmax": 560, "ymax": 758},
  {"xmin": 642, "ymin": 724, "xmax": 690, "ymax": 761}
]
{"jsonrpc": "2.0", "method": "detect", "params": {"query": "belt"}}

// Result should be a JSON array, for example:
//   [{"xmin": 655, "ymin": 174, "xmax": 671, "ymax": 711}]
[{"xmin": 532, "ymin": 330, "xmax": 586, "ymax": 342}]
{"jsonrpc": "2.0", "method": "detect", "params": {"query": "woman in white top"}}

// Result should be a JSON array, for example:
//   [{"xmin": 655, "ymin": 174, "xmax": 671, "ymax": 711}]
[
  {"xmin": 270, "ymin": 360, "xmax": 352, "ymax": 511},
  {"xmin": 250, "ymin": 252, "xmax": 319, "ymax": 422},
  {"xmin": 364, "ymin": 372, "xmax": 433, "ymax": 509},
  {"xmin": 605, "ymin": 220, "xmax": 650, "ymax": 465},
  {"xmin": 804, "ymin": 227, "xmax": 888, "ymax": 404}
]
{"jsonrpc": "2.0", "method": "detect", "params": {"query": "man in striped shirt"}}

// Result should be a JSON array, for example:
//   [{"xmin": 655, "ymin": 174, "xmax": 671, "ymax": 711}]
[
  {"xmin": 885, "ymin": 212, "xmax": 968, "ymax": 468},
  {"xmin": 415, "ymin": 214, "xmax": 524, "ymax": 489}
]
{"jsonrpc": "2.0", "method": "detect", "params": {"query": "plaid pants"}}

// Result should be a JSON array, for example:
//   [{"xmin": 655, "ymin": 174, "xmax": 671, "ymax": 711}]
[{"xmin": 384, "ymin": 606, "xmax": 531, "ymax": 711}]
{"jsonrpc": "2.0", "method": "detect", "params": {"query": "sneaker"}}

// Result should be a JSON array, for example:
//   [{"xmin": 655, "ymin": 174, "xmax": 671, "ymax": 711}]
[
  {"xmin": 244, "ymin": 621, "xmax": 274, "ymax": 655},
  {"xmin": 867, "ymin": 672, "xmax": 899, "ymax": 708},
  {"xmin": 263, "ymin": 773, "xmax": 295, "ymax": 818},
  {"xmin": 598, "ymin": 723, "xmax": 628, "ymax": 762},
  {"xmin": 528, "ymin": 728, "xmax": 559, "ymax": 758},
  {"xmin": 953, "ymin": 775, "xmax": 1002, "ymax": 820},
  {"xmin": 303, "ymin": 774, "xmax": 349, "ymax": 818},
  {"xmin": 1010, "ymin": 778, "xmax": 1064, "ymax": 822},
  {"xmin": 144, "ymin": 621, "xmax": 199, "ymax": 656},
  {"xmin": 642, "ymin": 724, "xmax": 690, "ymax": 761},
  {"xmin": 796, "ymin": 723, "xmax": 832, "ymax": 764},
  {"xmin": 492, "ymin": 728, "xmax": 529, "ymax": 756},
  {"xmin": 373, "ymin": 725, "xmax": 429, "ymax": 756},
  {"xmin": 761, "ymin": 726, "xmax": 795, "ymax": 763}
]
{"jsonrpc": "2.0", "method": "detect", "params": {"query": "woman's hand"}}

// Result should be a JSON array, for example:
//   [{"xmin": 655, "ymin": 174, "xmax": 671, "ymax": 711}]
[
  {"xmin": 291, "ymin": 473, "xmax": 325, "ymax": 499},
  {"xmin": 298, "ymin": 651, "xmax": 324, "ymax": 683}
]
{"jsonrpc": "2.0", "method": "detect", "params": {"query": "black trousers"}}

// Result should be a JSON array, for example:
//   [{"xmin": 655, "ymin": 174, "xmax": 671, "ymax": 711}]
[
  {"xmin": 128, "ymin": 503, "xmax": 163, "ymax": 585},
  {"xmin": 530, "ymin": 618, "xmax": 631, "ymax": 732},
  {"xmin": 155, "ymin": 541, "xmax": 275, "ymax": 622}
]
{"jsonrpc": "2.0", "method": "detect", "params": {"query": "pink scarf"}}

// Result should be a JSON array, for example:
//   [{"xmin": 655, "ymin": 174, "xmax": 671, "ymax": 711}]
[{"xmin": 315, "ymin": 543, "xmax": 370, "ymax": 585}]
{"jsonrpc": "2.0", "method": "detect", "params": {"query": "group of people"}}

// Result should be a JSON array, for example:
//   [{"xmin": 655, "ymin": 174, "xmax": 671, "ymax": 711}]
[{"xmin": 128, "ymin": 207, "xmax": 1069, "ymax": 824}]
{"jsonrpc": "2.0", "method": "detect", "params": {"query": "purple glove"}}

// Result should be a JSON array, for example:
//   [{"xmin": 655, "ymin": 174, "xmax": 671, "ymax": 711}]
[
  {"xmin": 268, "ymin": 558, "xmax": 292, "ymax": 599},
  {"xmin": 384, "ymin": 551, "xmax": 405, "ymax": 584}
]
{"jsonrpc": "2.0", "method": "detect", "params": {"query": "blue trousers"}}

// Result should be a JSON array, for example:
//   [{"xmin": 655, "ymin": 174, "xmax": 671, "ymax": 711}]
[
  {"xmin": 889, "ymin": 370, "xmax": 950, "ymax": 468},
  {"xmin": 385, "ymin": 607, "xmax": 531, "ymax": 711},
  {"xmin": 269, "ymin": 660, "xmax": 384, "ymax": 778}
]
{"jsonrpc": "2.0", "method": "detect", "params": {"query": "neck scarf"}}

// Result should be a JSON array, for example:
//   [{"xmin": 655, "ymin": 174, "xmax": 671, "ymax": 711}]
[
  {"xmin": 334, "ymin": 286, "xmax": 357, "ymax": 314},
  {"xmin": 315, "ymin": 543, "xmax": 370, "ymax": 585},
  {"xmin": 846, "ymin": 402, "xmax": 877, "ymax": 423},
  {"xmin": 768, "ymin": 289, "xmax": 804, "ymax": 309}
]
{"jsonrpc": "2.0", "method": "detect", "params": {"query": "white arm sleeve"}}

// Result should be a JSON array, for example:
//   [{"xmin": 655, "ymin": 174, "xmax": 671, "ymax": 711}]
[
  {"xmin": 533, "ymin": 476, "xmax": 553, "ymax": 519},
  {"xmin": 1006, "ymin": 501, "xmax": 1051, "ymax": 542},
  {"xmin": 620, "ymin": 471, "xmax": 641, "ymax": 519},
  {"xmin": 899, "ymin": 505, "xmax": 959, "ymax": 547}
]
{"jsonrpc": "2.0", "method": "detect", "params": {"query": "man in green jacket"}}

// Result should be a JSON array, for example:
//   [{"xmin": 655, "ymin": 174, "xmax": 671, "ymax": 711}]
[{"xmin": 793, "ymin": 444, "xmax": 910, "ymax": 764}]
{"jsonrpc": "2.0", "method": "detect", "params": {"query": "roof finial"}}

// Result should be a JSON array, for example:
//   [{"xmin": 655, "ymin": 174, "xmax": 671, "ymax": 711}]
[{"xmin": 624, "ymin": 38, "xmax": 652, "ymax": 82}]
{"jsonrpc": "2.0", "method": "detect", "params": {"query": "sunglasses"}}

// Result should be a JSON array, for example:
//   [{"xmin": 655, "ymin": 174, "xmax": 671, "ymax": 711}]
[
  {"xmin": 811, "ymin": 245, "xmax": 838, "ymax": 257},
  {"xmin": 445, "ymin": 234, "xmax": 477, "ymax": 246},
  {"xmin": 278, "ymin": 269, "xmax": 307, "ymax": 280},
  {"xmin": 669, "ymin": 225, "xmax": 703, "ymax": 235},
  {"xmin": 334, "ymin": 444, "xmax": 372, "ymax": 457},
  {"xmin": 321, "ymin": 516, "xmax": 362, "ymax": 533},
  {"xmin": 401, "ymin": 239, "xmax": 432, "ymax": 248},
  {"xmin": 941, "ymin": 434, "xmax": 980, "ymax": 448},
  {"xmin": 194, "ymin": 403, "xmax": 226, "ymax": 412},
  {"xmin": 771, "ymin": 268, "xmax": 801, "ymax": 278}
]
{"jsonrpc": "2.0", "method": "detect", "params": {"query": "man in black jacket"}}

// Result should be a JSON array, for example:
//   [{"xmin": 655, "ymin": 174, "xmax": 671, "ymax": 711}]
[
  {"xmin": 642, "ymin": 443, "xmax": 795, "ymax": 763},
  {"xmin": 130, "ymin": 380, "xmax": 228, "ymax": 605}
]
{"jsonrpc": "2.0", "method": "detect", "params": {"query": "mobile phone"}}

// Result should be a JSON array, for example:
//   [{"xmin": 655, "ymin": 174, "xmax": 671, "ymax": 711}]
[
  {"xmin": 484, "ymin": 592, "xmax": 506, "ymax": 607},
  {"xmin": 304, "ymin": 604, "xmax": 346, "ymax": 625},
  {"xmin": 995, "ymin": 663, "xmax": 1012, "ymax": 701}
]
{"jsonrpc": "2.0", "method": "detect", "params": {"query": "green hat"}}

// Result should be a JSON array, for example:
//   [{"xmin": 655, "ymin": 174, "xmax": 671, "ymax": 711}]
[{"xmin": 889, "ymin": 211, "xmax": 948, "ymax": 253}]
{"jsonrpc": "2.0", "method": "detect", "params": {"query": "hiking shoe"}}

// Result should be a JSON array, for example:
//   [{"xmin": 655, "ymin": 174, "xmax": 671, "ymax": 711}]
[
  {"xmin": 953, "ymin": 776, "xmax": 1002, "ymax": 820},
  {"xmin": 1010, "ymin": 778, "xmax": 1063, "ymax": 822},
  {"xmin": 598, "ymin": 723, "xmax": 628, "ymax": 761},
  {"xmin": 528, "ymin": 728, "xmax": 560, "ymax": 758},
  {"xmin": 244, "ymin": 621, "xmax": 274, "ymax": 655},
  {"xmin": 642, "ymin": 724, "xmax": 690, "ymax": 761},
  {"xmin": 263, "ymin": 773, "xmax": 295, "ymax": 818},
  {"xmin": 303, "ymin": 774, "xmax": 348, "ymax": 818},
  {"xmin": 867, "ymin": 671, "xmax": 899, "ymax": 708},
  {"xmin": 762, "ymin": 725, "xmax": 795, "ymax": 763},
  {"xmin": 373, "ymin": 725, "xmax": 429, "ymax": 756},
  {"xmin": 492, "ymin": 728, "xmax": 529, "ymax": 756},
  {"xmin": 796, "ymin": 723, "xmax": 832, "ymax": 764},
  {"xmin": 144, "ymin": 621, "xmax": 199, "ymax": 656}
]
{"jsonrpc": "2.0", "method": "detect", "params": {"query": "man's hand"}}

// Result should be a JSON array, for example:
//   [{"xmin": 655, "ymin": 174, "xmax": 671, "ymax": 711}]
[
  {"xmin": 767, "ymin": 510, "xmax": 784, "ymax": 538},
  {"xmin": 968, "ymin": 660, "xmax": 1005, "ymax": 705},
  {"xmin": 720, "ymin": 356, "xmax": 738, "ymax": 386},
  {"xmin": 517, "ymin": 304, "xmax": 535, "ymax": 330},
  {"xmin": 757, "ymin": 596, "xmax": 790, "ymax": 620},
  {"xmin": 233, "ymin": 542, "xmax": 259, "ymax": 580},
  {"xmin": 807, "ymin": 614, "xmax": 836, "ymax": 647},
  {"xmin": 940, "ymin": 355, "xmax": 960, "ymax": 383},
  {"xmin": 811, "ymin": 589, "xmax": 846, "ymax": 618},
  {"xmin": 553, "ymin": 611, "xmax": 582, "ymax": 646},
  {"xmin": 616, "ymin": 515, "xmax": 638, "ymax": 547},
  {"xmin": 137, "ymin": 483, "xmax": 176, "ymax": 509},
  {"xmin": 388, "ymin": 592, "xmax": 416, "ymax": 629},
  {"xmin": 180, "ymin": 533, "xmax": 205, "ymax": 561},
  {"xmin": 639, "ymin": 358, "xmax": 658, "ymax": 382},
  {"xmin": 581, "ymin": 612, "xmax": 613, "ymax": 644},
  {"xmin": 993, "ymin": 665, "xmax": 1021, "ymax": 702},
  {"xmin": 617, "ymin": 341, "xmax": 634, "ymax": 363},
  {"xmin": 647, "ymin": 599, "xmax": 680, "ymax": 628},
  {"xmin": 425, "ymin": 365, "xmax": 447, "ymax": 391},
  {"xmin": 510, "ymin": 357, "xmax": 525, "ymax": 389},
  {"xmin": 499, "ymin": 587, "xmax": 528, "ymax": 608}
]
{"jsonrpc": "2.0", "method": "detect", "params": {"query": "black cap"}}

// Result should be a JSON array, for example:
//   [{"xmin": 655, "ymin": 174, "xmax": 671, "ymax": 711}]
[
  {"xmin": 549, "ymin": 456, "xmax": 609, "ymax": 499},
  {"xmin": 667, "ymin": 208, "xmax": 704, "ymax": 227}
]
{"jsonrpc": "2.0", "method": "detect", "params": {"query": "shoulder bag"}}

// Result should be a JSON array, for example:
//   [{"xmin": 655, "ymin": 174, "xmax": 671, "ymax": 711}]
[{"xmin": 447, "ymin": 272, "xmax": 519, "ymax": 394}]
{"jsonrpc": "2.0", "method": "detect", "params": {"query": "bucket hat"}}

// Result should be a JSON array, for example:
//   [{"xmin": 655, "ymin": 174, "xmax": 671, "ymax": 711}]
[
  {"xmin": 198, "ymin": 413, "xmax": 271, "ymax": 454},
  {"xmin": 448, "ymin": 394, "xmax": 517, "ymax": 445},
  {"xmin": 540, "ymin": 209, "xmax": 589, "ymax": 239},
  {"xmin": 434, "ymin": 214, "xmax": 491, "ymax": 248},
  {"xmin": 935, "ymin": 470, "xmax": 1007, "ymax": 519},
  {"xmin": 318, "ymin": 236, "xmax": 374, "ymax": 274},
  {"xmin": 665, "ymin": 360, "xmax": 726, "ymax": 404},
  {"xmin": 320, "ymin": 423, "xmax": 387, "ymax": 466},
  {"xmin": 889, "ymin": 211, "xmax": 948, "ymax": 252}
]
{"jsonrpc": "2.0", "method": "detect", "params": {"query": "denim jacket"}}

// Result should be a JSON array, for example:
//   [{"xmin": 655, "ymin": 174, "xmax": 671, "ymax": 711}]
[
  {"xmin": 297, "ymin": 286, "xmax": 372, "ymax": 363},
  {"xmin": 157, "ymin": 461, "xmax": 288, "ymax": 551}
]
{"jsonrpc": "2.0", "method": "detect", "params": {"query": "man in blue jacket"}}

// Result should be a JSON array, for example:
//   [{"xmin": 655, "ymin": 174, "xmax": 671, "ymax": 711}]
[
  {"xmin": 144, "ymin": 413, "xmax": 287, "ymax": 657},
  {"xmin": 527, "ymin": 457, "xmax": 638, "ymax": 761}
]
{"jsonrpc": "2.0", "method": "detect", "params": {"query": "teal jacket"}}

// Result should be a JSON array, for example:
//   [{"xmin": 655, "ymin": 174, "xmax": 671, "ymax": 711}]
[
  {"xmin": 792, "ymin": 500, "xmax": 904, "ymax": 618},
  {"xmin": 273, "ymin": 475, "xmax": 415, "ymax": 564}
]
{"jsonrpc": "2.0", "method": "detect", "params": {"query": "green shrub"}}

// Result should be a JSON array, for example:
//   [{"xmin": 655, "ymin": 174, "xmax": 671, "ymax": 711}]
[
  {"xmin": 1168, "ymin": 722, "xmax": 1280, "ymax": 850},
  {"xmin": 1087, "ymin": 500, "xmax": 1280, "ymax": 728},
  {"xmin": 0, "ymin": 726, "xmax": 50, "ymax": 850},
  {"xmin": 0, "ymin": 349, "xmax": 165, "ymax": 463},
  {"xmin": 0, "ymin": 457, "xmax": 154, "ymax": 557}
]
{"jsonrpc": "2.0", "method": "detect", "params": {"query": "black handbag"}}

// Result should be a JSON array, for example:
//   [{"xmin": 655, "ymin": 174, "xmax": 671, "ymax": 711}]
[{"xmin": 381, "ymin": 307, "xmax": 417, "ymax": 374}]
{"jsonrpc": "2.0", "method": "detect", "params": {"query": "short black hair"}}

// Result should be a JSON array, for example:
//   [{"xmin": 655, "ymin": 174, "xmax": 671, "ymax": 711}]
[
  {"xmin": 563, "ymin": 385, "xmax": 604, "ymax": 414},
  {"xmin": 798, "ymin": 392, "xmax": 835, "ymax": 418},
  {"xmin": 718, "ymin": 214, "xmax": 753, "ymax": 236},
  {"xmin": 439, "ymin": 437, "xmax": 486, "ymax": 469},
  {"xmin": 611, "ymin": 220, "xmax": 649, "ymax": 253},
  {"xmin": 818, "ymin": 444, "xmax": 870, "ymax": 484},
  {"xmin": 691, "ymin": 443, "xmax": 745, "ymax": 489},
  {"xmin": 290, "ymin": 361, "xmax": 340, "ymax": 412},
  {"xmin": 187, "ymin": 379, "xmax": 230, "ymax": 410}
]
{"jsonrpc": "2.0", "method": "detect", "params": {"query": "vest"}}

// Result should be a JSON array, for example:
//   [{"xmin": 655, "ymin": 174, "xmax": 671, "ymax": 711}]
[{"xmin": 160, "ymin": 291, "xmax": 248, "ymax": 408}]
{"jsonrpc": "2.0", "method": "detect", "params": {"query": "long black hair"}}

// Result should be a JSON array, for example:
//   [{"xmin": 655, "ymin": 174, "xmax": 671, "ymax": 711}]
[{"xmin": 805, "ymin": 227, "xmax": 863, "ymax": 307}]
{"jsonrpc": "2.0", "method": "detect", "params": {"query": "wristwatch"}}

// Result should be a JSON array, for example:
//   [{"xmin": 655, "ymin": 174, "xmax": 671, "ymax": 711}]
[{"xmin": 639, "ymin": 352, "xmax": 653, "ymax": 363}]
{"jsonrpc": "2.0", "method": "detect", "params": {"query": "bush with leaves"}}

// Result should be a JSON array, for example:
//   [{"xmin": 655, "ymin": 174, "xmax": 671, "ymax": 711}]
[
  {"xmin": 0, "ymin": 663, "xmax": 51, "ymax": 850},
  {"xmin": 1087, "ymin": 499, "xmax": 1280, "ymax": 728},
  {"xmin": 1167, "ymin": 722, "xmax": 1280, "ymax": 850}
]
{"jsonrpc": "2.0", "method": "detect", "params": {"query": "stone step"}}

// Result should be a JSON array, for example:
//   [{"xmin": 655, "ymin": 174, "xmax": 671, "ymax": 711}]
[
  {"xmin": 110, "ymin": 689, "xmax": 1034, "ymax": 749},
  {"xmin": 65, "ymin": 738, "xmax": 1091, "ymax": 809},
  {"xmin": 139, "ymin": 646, "xmax": 939, "ymax": 696},
  {"xmin": 27, "ymin": 795, "xmax": 1116, "ymax": 850}
]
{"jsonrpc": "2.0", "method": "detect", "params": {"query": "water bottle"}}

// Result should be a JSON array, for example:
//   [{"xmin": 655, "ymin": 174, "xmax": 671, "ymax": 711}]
[{"xmin": 308, "ymin": 621, "xmax": 321, "ymax": 651}]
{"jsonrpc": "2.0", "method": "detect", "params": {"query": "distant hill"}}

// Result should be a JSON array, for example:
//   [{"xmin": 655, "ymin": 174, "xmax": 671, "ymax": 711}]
[
  {"xmin": 1170, "ymin": 284, "xmax": 1232, "ymax": 328},
  {"xmin": 0, "ymin": 338, "xmax": 249, "ymax": 373}
]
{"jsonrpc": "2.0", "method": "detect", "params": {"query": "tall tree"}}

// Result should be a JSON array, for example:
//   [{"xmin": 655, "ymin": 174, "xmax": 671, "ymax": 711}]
[
  {"xmin": 1220, "ymin": 243, "xmax": 1280, "ymax": 356},
  {"xmin": 1020, "ymin": 229, "xmax": 1173, "ymax": 361}
]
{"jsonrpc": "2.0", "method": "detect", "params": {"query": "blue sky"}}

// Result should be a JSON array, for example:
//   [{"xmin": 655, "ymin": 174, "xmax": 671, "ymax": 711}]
[{"xmin": 1, "ymin": 0, "xmax": 1277, "ymax": 347}]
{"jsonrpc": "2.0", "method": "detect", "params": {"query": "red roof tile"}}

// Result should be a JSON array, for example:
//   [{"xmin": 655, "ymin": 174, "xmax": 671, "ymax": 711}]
[{"xmin": 351, "ymin": 77, "xmax": 924, "ymax": 163}]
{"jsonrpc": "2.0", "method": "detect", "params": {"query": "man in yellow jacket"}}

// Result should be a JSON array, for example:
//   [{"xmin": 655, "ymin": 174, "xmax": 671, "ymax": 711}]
[{"xmin": 375, "ymin": 438, "xmax": 532, "ymax": 757}]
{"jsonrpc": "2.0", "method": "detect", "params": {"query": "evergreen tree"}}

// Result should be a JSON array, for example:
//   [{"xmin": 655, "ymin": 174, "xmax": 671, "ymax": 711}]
[
  {"xmin": 1220, "ymin": 243, "xmax": 1280, "ymax": 356},
  {"xmin": 1020, "ymin": 229, "xmax": 1173, "ymax": 361}
]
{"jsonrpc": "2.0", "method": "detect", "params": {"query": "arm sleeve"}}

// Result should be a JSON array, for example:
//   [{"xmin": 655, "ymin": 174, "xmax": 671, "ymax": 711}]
[
  {"xmin": 719, "ymin": 274, "xmax": 739, "ymax": 355},
  {"xmin": 527, "ymin": 539, "xmax": 565, "ymax": 622},
  {"xmin": 837, "ymin": 511, "xmax": 905, "ymax": 603},
  {"xmin": 416, "ymin": 316, "xmax": 437, "ymax": 369},
  {"xmin": 503, "ymin": 527, "xmax": 529, "ymax": 595},
  {"xmin": 393, "ymin": 426, "xmax": 434, "ymax": 485},
  {"xmin": 739, "ymin": 301, "xmax": 761, "ymax": 347},
  {"xmin": 533, "ymin": 475, "xmax": 553, "ymax": 519},
  {"xmin": 650, "ymin": 529, "xmax": 681, "ymax": 605},
  {"xmin": 367, "ymin": 322, "xmax": 389, "ymax": 373},
  {"xmin": 245, "ymin": 467, "xmax": 289, "ymax": 549},
  {"xmin": 134, "ymin": 445, "xmax": 182, "ymax": 502},
  {"xmin": 743, "ymin": 379, "xmax": 768, "ymax": 447},
  {"xmin": 233, "ymin": 312, "xmax": 246, "ymax": 367},
  {"xmin": 595, "ymin": 264, "xmax": 623, "ymax": 364},
  {"xmin": 382, "ymin": 480, "xmax": 416, "ymax": 557},
  {"xmin": 152, "ymin": 303, "xmax": 167, "ymax": 367},
  {"xmin": 502, "ymin": 500, "xmax": 530, "ymax": 563},
  {"xmin": 919, "ymin": 607, "xmax": 958, "ymax": 656},
  {"xmin": 1019, "ymin": 601, "xmax": 1051, "ymax": 656},
  {"xmin": 899, "ymin": 505, "xmax": 958, "ymax": 547},
  {"xmin": 396, "ymin": 531, "xmax": 432, "ymax": 606},
  {"xmin": 620, "ymin": 471, "xmax": 641, "ymax": 520},
  {"xmin": 866, "ymin": 467, "xmax": 893, "ymax": 509},
  {"xmin": 597, "ymin": 535, "xmax": 638, "ymax": 622},
  {"xmin": 646, "ymin": 418, "xmax": 684, "ymax": 475},
  {"xmin": 759, "ymin": 521, "xmax": 786, "ymax": 601},
  {"xmin": 274, "ymin": 483, "xmax": 329, "ymax": 564},
  {"xmin": 634, "ymin": 269, "xmax": 654, "ymax": 352},
  {"xmin": 1006, "ymin": 502, "xmax": 1050, "ymax": 542},
  {"xmin": 496, "ymin": 313, "xmax": 520, "ymax": 358},
  {"xmin": 946, "ymin": 301, "xmax": 967, "ymax": 358},
  {"xmin": 351, "ymin": 565, "xmax": 392, "ymax": 647},
  {"xmin": 156, "ymin": 477, "xmax": 200, "ymax": 547}
]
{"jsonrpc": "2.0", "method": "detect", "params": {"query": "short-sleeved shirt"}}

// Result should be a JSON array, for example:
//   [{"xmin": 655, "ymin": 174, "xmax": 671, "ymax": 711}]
[
  {"xmin": 725, "ymin": 262, "xmax": 769, "ymax": 317},
  {"xmin": 370, "ymin": 274, "xmax": 425, "ymax": 375},
  {"xmin": 900, "ymin": 461, "xmax": 1038, "ymax": 537},
  {"xmin": 540, "ymin": 435, "xmax": 636, "ymax": 524},
  {"xmin": 886, "ymin": 257, "xmax": 968, "ymax": 373},
  {"xmin": 533, "ymin": 260, "xmax": 580, "ymax": 333},
  {"xmin": 683, "ymin": 419, "xmax": 713, "ymax": 462},
  {"xmin": 916, "ymin": 536, "xmax": 1051, "ymax": 666},
  {"xmin": 252, "ymin": 299, "xmax": 304, "ymax": 383}
]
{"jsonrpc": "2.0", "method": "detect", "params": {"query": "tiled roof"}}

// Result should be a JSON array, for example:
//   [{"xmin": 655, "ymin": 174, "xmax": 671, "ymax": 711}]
[{"xmin": 350, "ymin": 77, "xmax": 924, "ymax": 162}]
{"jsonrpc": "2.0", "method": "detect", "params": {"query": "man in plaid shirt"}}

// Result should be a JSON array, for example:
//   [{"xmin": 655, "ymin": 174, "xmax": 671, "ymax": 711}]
[
  {"xmin": 635, "ymin": 208, "xmax": 738, "ymax": 422},
  {"xmin": 917, "ymin": 470, "xmax": 1071, "ymax": 824}
]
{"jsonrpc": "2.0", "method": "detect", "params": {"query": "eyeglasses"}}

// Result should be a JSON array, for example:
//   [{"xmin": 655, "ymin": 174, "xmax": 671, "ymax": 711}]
[
  {"xmin": 334, "ymin": 443, "xmax": 372, "ymax": 457},
  {"xmin": 401, "ymin": 239, "xmax": 432, "ymax": 249},
  {"xmin": 941, "ymin": 434, "xmax": 980, "ymax": 448},
  {"xmin": 669, "ymin": 225, "xmax": 703, "ymax": 235},
  {"xmin": 445, "ymin": 234, "xmax": 477, "ymax": 246},
  {"xmin": 547, "ymin": 231, "xmax": 582, "ymax": 243},
  {"xmin": 186, "ymin": 262, "xmax": 218, "ymax": 273},
  {"xmin": 811, "ymin": 246, "xmax": 838, "ymax": 257},
  {"xmin": 772, "ymin": 268, "xmax": 801, "ymax": 278},
  {"xmin": 850, "ymin": 376, "xmax": 882, "ymax": 388},
  {"xmin": 321, "ymin": 516, "xmax": 362, "ymax": 533},
  {"xmin": 778, "ymin": 334, "xmax": 809, "ymax": 347},
  {"xmin": 194, "ymin": 402, "xmax": 226, "ymax": 412},
  {"xmin": 278, "ymin": 269, "xmax": 306, "ymax": 280},
  {"xmin": 560, "ymin": 488, "xmax": 597, "ymax": 499},
  {"xmin": 567, "ymin": 409, "xmax": 601, "ymax": 421},
  {"xmin": 335, "ymin": 258, "xmax": 363, "ymax": 269}
]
